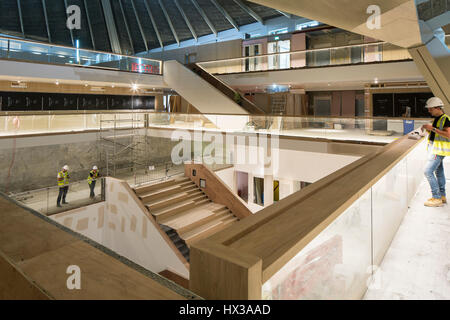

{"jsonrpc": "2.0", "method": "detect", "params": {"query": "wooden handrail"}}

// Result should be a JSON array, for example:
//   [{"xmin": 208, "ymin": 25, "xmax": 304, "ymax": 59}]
[
  {"xmin": 189, "ymin": 134, "xmax": 425, "ymax": 299},
  {"xmin": 185, "ymin": 63, "xmax": 265, "ymax": 115},
  {"xmin": 184, "ymin": 162, "xmax": 252, "ymax": 220}
]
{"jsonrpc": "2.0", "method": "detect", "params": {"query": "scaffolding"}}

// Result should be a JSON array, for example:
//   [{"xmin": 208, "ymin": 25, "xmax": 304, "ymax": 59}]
[{"xmin": 98, "ymin": 113, "xmax": 148, "ymax": 180}]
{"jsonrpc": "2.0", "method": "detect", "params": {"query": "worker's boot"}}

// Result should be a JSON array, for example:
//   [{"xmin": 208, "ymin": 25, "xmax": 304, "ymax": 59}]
[
  {"xmin": 424, "ymin": 198, "xmax": 443, "ymax": 207},
  {"xmin": 442, "ymin": 196, "xmax": 447, "ymax": 204},
  {"xmin": 57, "ymin": 203, "xmax": 62, "ymax": 207}
]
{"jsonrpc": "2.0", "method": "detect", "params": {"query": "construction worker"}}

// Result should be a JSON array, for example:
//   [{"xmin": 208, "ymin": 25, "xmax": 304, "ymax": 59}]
[
  {"xmin": 57, "ymin": 165, "xmax": 70, "ymax": 207},
  {"xmin": 421, "ymin": 97, "xmax": 450, "ymax": 207},
  {"xmin": 87, "ymin": 166, "xmax": 100, "ymax": 199}
]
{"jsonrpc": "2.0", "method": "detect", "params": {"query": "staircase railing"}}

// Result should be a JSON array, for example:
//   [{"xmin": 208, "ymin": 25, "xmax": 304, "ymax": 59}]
[
  {"xmin": 185, "ymin": 63, "xmax": 265, "ymax": 115},
  {"xmin": 189, "ymin": 134, "xmax": 427, "ymax": 299}
]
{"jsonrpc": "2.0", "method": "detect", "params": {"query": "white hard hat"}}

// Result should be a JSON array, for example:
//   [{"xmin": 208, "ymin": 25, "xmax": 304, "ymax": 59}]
[
  {"xmin": 93, "ymin": 166, "xmax": 98, "ymax": 170},
  {"xmin": 425, "ymin": 97, "xmax": 444, "ymax": 108},
  {"xmin": 63, "ymin": 165, "xmax": 69, "ymax": 170}
]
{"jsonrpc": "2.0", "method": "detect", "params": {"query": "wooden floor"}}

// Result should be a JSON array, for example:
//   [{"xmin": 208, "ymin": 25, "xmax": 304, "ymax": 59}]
[
  {"xmin": 134, "ymin": 176, "xmax": 238, "ymax": 247},
  {"xmin": 0, "ymin": 194, "xmax": 192, "ymax": 300}
]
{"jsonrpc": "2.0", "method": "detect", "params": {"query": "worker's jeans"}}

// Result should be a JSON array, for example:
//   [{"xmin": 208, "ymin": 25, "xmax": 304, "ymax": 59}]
[
  {"xmin": 57, "ymin": 186, "xmax": 69, "ymax": 205},
  {"xmin": 89, "ymin": 181, "xmax": 96, "ymax": 198},
  {"xmin": 424, "ymin": 151, "xmax": 446, "ymax": 199}
]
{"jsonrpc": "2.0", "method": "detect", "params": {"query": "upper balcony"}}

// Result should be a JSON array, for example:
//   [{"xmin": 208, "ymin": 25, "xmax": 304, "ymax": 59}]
[{"xmin": 0, "ymin": 35, "xmax": 162, "ymax": 75}]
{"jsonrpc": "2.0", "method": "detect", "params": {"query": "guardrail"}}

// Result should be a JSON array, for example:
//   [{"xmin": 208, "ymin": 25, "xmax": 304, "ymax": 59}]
[
  {"xmin": 0, "ymin": 36, "xmax": 162, "ymax": 75},
  {"xmin": 189, "ymin": 134, "xmax": 426, "ymax": 299},
  {"xmin": 0, "ymin": 112, "xmax": 432, "ymax": 140},
  {"xmin": 10, "ymin": 177, "xmax": 105, "ymax": 216}
]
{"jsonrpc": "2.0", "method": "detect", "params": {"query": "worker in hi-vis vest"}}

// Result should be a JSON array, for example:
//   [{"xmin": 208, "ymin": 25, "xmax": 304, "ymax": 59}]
[
  {"xmin": 87, "ymin": 166, "xmax": 100, "ymax": 199},
  {"xmin": 421, "ymin": 97, "xmax": 450, "ymax": 207},
  {"xmin": 57, "ymin": 165, "xmax": 70, "ymax": 207}
]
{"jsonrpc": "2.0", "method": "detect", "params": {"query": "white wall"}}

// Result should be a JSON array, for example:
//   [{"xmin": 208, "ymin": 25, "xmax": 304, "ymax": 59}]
[
  {"xmin": 215, "ymin": 146, "xmax": 360, "ymax": 213},
  {"xmin": 215, "ymin": 167, "xmax": 235, "ymax": 191},
  {"xmin": 50, "ymin": 178, "xmax": 189, "ymax": 279},
  {"xmin": 232, "ymin": 147, "xmax": 359, "ymax": 183}
]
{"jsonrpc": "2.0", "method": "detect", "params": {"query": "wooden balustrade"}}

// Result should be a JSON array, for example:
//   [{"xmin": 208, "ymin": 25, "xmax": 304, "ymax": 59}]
[
  {"xmin": 184, "ymin": 162, "xmax": 252, "ymax": 221},
  {"xmin": 189, "ymin": 134, "xmax": 424, "ymax": 299}
]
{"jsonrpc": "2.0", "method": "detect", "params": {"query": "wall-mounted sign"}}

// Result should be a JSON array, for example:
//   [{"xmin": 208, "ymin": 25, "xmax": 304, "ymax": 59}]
[{"xmin": 131, "ymin": 63, "xmax": 159, "ymax": 74}]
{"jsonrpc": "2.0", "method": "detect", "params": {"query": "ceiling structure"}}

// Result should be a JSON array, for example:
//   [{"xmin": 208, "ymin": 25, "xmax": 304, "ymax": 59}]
[{"xmin": 0, "ymin": 0, "xmax": 291, "ymax": 55}]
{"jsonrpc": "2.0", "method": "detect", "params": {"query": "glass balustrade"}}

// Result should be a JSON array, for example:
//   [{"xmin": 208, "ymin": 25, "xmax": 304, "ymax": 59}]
[
  {"xmin": 197, "ymin": 42, "xmax": 412, "ymax": 75},
  {"xmin": 262, "ymin": 139, "xmax": 427, "ymax": 299},
  {"xmin": 0, "ymin": 112, "xmax": 431, "ymax": 143},
  {"xmin": 0, "ymin": 36, "xmax": 161, "ymax": 74},
  {"xmin": 10, "ymin": 177, "xmax": 106, "ymax": 217}
]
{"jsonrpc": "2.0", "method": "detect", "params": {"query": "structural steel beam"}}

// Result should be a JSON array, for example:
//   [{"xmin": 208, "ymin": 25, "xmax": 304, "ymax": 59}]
[
  {"xmin": 118, "ymin": 0, "xmax": 135, "ymax": 53},
  {"xmin": 63, "ymin": 0, "xmax": 75, "ymax": 47},
  {"xmin": 233, "ymin": 0, "xmax": 264, "ymax": 25},
  {"xmin": 16, "ymin": 0, "xmax": 24, "ymax": 37},
  {"xmin": 174, "ymin": 0, "xmax": 197, "ymax": 41},
  {"xmin": 41, "ymin": 0, "xmax": 52, "ymax": 42},
  {"xmin": 83, "ymin": 0, "xmax": 96, "ymax": 49},
  {"xmin": 276, "ymin": 10, "xmax": 291, "ymax": 19},
  {"xmin": 210, "ymin": 0, "xmax": 240, "ymax": 31},
  {"xmin": 158, "ymin": 0, "xmax": 180, "ymax": 46},
  {"xmin": 100, "ymin": 0, "xmax": 122, "ymax": 54},
  {"xmin": 191, "ymin": 0, "xmax": 218, "ymax": 36},
  {"xmin": 131, "ymin": 0, "xmax": 149, "ymax": 51},
  {"xmin": 144, "ymin": 0, "xmax": 164, "ymax": 49}
]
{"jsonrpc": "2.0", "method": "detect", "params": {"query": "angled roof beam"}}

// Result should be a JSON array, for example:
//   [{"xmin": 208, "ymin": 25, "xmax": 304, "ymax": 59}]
[
  {"xmin": 233, "ymin": 0, "xmax": 264, "ymax": 25},
  {"xmin": 191, "ymin": 0, "xmax": 217, "ymax": 37},
  {"xmin": 174, "ymin": 0, "xmax": 197, "ymax": 41},
  {"xmin": 63, "ymin": 0, "xmax": 75, "ymax": 46},
  {"xmin": 118, "ymin": 0, "xmax": 135, "ymax": 53},
  {"xmin": 16, "ymin": 0, "xmax": 24, "ymax": 37},
  {"xmin": 158, "ymin": 0, "xmax": 180, "ymax": 46},
  {"xmin": 131, "ymin": 0, "xmax": 149, "ymax": 52},
  {"xmin": 41, "ymin": 0, "xmax": 52, "ymax": 42},
  {"xmin": 276, "ymin": 10, "xmax": 292, "ymax": 19},
  {"xmin": 144, "ymin": 0, "xmax": 163, "ymax": 48},
  {"xmin": 83, "ymin": 0, "xmax": 96, "ymax": 49},
  {"xmin": 210, "ymin": 0, "xmax": 239, "ymax": 31}
]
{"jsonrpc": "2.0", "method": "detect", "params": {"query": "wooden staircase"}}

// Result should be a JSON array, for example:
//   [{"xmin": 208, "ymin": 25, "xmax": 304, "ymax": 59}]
[{"xmin": 134, "ymin": 176, "xmax": 239, "ymax": 261}]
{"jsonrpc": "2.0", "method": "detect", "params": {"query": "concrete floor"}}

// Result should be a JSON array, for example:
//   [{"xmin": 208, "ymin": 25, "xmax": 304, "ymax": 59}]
[{"xmin": 364, "ymin": 175, "xmax": 450, "ymax": 300}]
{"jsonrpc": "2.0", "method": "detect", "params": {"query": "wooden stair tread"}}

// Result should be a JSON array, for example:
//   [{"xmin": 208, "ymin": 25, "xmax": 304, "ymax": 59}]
[
  {"xmin": 160, "ymin": 203, "xmax": 228, "ymax": 229},
  {"xmin": 139, "ymin": 182, "xmax": 196, "ymax": 203},
  {"xmin": 151, "ymin": 195, "xmax": 209, "ymax": 217},
  {"xmin": 140, "ymin": 184, "xmax": 181, "ymax": 198},
  {"xmin": 179, "ymin": 215, "xmax": 237, "ymax": 242},
  {"xmin": 145, "ymin": 190, "xmax": 201, "ymax": 208},
  {"xmin": 134, "ymin": 177, "xmax": 189, "ymax": 195}
]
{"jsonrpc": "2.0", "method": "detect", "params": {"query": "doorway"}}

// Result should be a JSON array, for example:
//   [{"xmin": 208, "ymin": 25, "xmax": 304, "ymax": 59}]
[
  {"xmin": 268, "ymin": 40, "xmax": 290, "ymax": 70},
  {"xmin": 236, "ymin": 171, "xmax": 248, "ymax": 202}
]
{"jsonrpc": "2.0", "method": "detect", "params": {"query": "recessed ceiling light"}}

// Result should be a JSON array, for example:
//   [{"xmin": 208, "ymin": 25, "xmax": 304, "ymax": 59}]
[
  {"xmin": 55, "ymin": 80, "xmax": 59, "ymax": 85},
  {"xmin": 132, "ymin": 84, "xmax": 139, "ymax": 91}
]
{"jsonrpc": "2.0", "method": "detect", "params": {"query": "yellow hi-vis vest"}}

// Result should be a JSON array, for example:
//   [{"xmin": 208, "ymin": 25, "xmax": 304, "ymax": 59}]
[
  {"xmin": 57, "ymin": 171, "xmax": 69, "ymax": 186},
  {"xmin": 87, "ymin": 170, "xmax": 98, "ymax": 185},
  {"xmin": 428, "ymin": 114, "xmax": 450, "ymax": 156}
]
